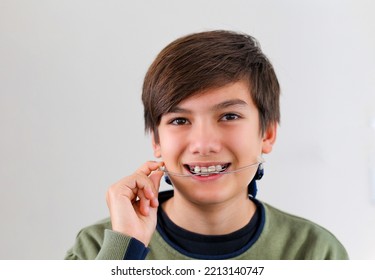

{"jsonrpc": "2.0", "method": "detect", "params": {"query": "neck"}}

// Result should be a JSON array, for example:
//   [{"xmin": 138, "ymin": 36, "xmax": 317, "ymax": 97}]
[{"xmin": 162, "ymin": 190, "xmax": 256, "ymax": 235}]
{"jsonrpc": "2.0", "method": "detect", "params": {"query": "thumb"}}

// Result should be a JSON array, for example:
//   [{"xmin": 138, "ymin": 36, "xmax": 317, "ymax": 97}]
[
  {"xmin": 149, "ymin": 170, "xmax": 164, "ymax": 193},
  {"xmin": 148, "ymin": 170, "xmax": 164, "ymax": 208}
]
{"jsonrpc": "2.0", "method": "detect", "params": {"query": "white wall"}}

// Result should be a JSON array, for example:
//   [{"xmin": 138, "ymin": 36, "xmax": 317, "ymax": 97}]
[{"xmin": 1, "ymin": 0, "xmax": 374, "ymax": 259}]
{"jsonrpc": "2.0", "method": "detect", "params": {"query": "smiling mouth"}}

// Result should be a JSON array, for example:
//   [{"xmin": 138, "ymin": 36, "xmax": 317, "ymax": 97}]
[{"xmin": 184, "ymin": 163, "xmax": 231, "ymax": 176}]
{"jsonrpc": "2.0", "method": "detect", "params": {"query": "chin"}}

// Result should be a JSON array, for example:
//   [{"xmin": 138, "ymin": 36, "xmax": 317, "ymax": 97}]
[{"xmin": 176, "ymin": 183, "xmax": 241, "ymax": 206}]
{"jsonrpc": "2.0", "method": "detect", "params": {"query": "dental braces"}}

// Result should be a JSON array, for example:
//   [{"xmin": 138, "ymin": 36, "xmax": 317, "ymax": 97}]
[{"xmin": 158, "ymin": 157, "xmax": 264, "ymax": 177}]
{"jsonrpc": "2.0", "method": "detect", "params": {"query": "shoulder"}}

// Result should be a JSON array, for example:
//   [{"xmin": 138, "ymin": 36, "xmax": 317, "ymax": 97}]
[
  {"xmin": 65, "ymin": 218, "xmax": 112, "ymax": 260},
  {"xmin": 255, "ymin": 201, "xmax": 348, "ymax": 259},
  {"xmin": 263, "ymin": 203, "xmax": 336, "ymax": 238}
]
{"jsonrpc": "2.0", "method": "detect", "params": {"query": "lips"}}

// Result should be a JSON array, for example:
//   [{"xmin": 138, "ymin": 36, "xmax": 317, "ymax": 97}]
[{"xmin": 184, "ymin": 163, "xmax": 230, "ymax": 176}]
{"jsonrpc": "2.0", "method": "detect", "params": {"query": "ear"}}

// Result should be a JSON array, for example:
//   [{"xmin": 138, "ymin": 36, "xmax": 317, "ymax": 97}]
[
  {"xmin": 261, "ymin": 123, "xmax": 277, "ymax": 154},
  {"xmin": 151, "ymin": 132, "xmax": 162, "ymax": 158}
]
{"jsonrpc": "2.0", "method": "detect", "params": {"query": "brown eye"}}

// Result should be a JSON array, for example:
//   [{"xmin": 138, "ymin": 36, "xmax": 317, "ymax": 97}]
[
  {"xmin": 221, "ymin": 113, "xmax": 240, "ymax": 121},
  {"xmin": 170, "ymin": 118, "xmax": 189, "ymax": 125}
]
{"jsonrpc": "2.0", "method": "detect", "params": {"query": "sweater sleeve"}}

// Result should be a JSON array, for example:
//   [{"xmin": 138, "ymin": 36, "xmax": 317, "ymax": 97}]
[
  {"xmin": 64, "ymin": 220, "xmax": 149, "ymax": 260},
  {"xmin": 96, "ymin": 230, "xmax": 149, "ymax": 260}
]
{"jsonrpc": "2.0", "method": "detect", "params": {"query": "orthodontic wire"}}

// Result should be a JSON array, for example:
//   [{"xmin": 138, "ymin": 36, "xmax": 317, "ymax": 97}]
[{"xmin": 158, "ymin": 158, "xmax": 264, "ymax": 177}]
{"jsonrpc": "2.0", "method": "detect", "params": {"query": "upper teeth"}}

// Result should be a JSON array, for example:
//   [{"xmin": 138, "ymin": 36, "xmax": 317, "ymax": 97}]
[{"xmin": 191, "ymin": 164, "xmax": 226, "ymax": 174}]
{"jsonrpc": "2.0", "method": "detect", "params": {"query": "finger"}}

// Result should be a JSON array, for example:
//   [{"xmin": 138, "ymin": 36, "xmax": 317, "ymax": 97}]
[
  {"xmin": 137, "ymin": 188, "xmax": 150, "ymax": 216},
  {"xmin": 136, "ymin": 161, "xmax": 164, "ymax": 177},
  {"xmin": 135, "ymin": 161, "xmax": 164, "ymax": 199},
  {"xmin": 131, "ymin": 174, "xmax": 157, "ymax": 200},
  {"xmin": 108, "ymin": 161, "xmax": 164, "ymax": 205},
  {"xmin": 149, "ymin": 169, "xmax": 164, "ymax": 193},
  {"xmin": 115, "ymin": 173, "xmax": 154, "ymax": 198},
  {"xmin": 133, "ymin": 161, "xmax": 163, "ymax": 195},
  {"xmin": 148, "ymin": 170, "xmax": 164, "ymax": 208}
]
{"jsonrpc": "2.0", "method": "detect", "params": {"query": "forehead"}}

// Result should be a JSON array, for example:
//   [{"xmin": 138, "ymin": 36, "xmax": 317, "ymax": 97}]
[{"xmin": 169, "ymin": 81, "xmax": 254, "ymax": 112}]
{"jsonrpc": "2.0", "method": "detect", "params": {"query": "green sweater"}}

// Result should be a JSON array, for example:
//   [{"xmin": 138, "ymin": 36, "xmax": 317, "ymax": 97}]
[{"xmin": 65, "ymin": 194, "xmax": 348, "ymax": 260}]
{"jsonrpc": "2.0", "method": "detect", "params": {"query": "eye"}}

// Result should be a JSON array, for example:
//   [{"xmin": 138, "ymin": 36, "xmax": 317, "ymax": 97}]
[
  {"xmin": 169, "ymin": 117, "xmax": 190, "ymax": 125},
  {"xmin": 220, "ymin": 113, "xmax": 241, "ymax": 121}
]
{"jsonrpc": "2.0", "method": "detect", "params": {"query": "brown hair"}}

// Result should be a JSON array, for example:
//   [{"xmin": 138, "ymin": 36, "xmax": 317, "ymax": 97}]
[{"xmin": 142, "ymin": 30, "xmax": 280, "ymax": 142}]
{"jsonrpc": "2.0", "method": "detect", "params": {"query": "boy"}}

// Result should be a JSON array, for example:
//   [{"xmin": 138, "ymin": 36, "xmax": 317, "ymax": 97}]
[{"xmin": 65, "ymin": 30, "xmax": 348, "ymax": 260}]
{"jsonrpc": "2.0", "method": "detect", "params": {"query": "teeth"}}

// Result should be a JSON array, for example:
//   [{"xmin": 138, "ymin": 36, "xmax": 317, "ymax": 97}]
[
  {"xmin": 190, "ymin": 164, "xmax": 227, "ymax": 175},
  {"xmin": 207, "ymin": 166, "xmax": 216, "ymax": 173}
]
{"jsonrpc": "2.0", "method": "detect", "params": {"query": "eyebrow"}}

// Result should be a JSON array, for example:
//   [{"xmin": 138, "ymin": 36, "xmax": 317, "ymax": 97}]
[
  {"xmin": 212, "ymin": 99, "xmax": 248, "ymax": 111},
  {"xmin": 169, "ymin": 99, "xmax": 249, "ymax": 114}
]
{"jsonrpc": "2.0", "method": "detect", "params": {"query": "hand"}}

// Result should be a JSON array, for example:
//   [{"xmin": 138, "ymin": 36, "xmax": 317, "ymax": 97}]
[{"xmin": 106, "ymin": 161, "xmax": 164, "ymax": 246}]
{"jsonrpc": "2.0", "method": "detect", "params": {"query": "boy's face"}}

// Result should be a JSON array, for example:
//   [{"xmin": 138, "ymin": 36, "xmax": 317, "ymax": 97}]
[{"xmin": 152, "ymin": 80, "xmax": 276, "ymax": 205}]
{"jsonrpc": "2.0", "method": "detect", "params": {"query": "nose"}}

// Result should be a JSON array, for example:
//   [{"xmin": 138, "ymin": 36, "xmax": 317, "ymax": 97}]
[{"xmin": 188, "ymin": 120, "xmax": 222, "ymax": 156}]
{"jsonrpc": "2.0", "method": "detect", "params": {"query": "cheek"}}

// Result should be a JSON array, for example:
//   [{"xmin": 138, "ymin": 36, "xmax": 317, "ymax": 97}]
[
  {"xmin": 226, "ymin": 127, "xmax": 262, "ymax": 153},
  {"xmin": 158, "ymin": 131, "xmax": 184, "ymax": 158}
]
